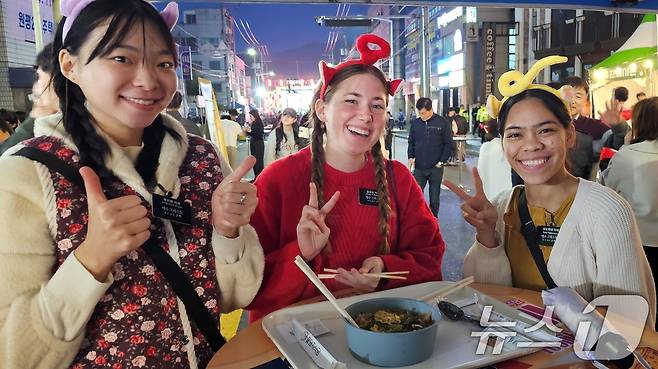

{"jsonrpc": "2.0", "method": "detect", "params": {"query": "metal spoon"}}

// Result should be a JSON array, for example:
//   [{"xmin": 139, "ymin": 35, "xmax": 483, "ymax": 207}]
[{"xmin": 437, "ymin": 300, "xmax": 482, "ymax": 326}]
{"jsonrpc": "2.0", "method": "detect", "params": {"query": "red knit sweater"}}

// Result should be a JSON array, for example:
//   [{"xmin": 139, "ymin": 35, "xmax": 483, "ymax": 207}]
[{"xmin": 248, "ymin": 147, "xmax": 445, "ymax": 320}]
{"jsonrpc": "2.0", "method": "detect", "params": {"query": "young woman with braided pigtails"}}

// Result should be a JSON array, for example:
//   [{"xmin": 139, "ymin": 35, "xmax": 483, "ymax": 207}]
[
  {"xmin": 0, "ymin": 0, "xmax": 264, "ymax": 368},
  {"xmin": 247, "ymin": 34, "xmax": 445, "ymax": 321}
]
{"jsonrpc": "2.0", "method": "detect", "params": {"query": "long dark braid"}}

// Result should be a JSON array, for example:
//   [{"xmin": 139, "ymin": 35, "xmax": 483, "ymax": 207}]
[
  {"xmin": 56, "ymin": 77, "xmax": 115, "ymax": 183},
  {"xmin": 371, "ymin": 141, "xmax": 392, "ymax": 254}
]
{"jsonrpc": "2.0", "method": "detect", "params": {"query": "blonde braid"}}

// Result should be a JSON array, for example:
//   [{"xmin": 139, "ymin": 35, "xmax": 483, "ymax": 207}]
[{"xmin": 371, "ymin": 140, "xmax": 392, "ymax": 254}]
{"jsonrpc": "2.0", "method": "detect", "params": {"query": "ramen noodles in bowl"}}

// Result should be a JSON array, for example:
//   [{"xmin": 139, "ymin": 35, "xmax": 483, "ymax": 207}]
[{"xmin": 344, "ymin": 297, "xmax": 440, "ymax": 367}]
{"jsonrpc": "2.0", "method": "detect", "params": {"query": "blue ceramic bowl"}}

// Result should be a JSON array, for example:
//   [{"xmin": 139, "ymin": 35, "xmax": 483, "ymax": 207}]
[{"xmin": 344, "ymin": 297, "xmax": 440, "ymax": 367}]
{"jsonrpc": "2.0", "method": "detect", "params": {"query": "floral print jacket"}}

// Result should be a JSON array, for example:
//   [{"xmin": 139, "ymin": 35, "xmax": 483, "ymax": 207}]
[{"xmin": 0, "ymin": 113, "xmax": 264, "ymax": 369}]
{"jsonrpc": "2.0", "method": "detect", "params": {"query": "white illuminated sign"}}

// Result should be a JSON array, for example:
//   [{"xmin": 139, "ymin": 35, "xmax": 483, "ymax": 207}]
[
  {"xmin": 454, "ymin": 30, "xmax": 463, "ymax": 52},
  {"xmin": 437, "ymin": 7, "xmax": 464, "ymax": 28},
  {"xmin": 466, "ymin": 7, "xmax": 477, "ymax": 23},
  {"xmin": 437, "ymin": 53, "xmax": 464, "ymax": 75}
]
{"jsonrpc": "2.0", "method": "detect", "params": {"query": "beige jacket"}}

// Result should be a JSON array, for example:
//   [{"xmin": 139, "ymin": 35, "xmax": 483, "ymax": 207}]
[
  {"xmin": 0, "ymin": 113, "xmax": 264, "ymax": 369},
  {"xmin": 463, "ymin": 180, "xmax": 656, "ymax": 329}
]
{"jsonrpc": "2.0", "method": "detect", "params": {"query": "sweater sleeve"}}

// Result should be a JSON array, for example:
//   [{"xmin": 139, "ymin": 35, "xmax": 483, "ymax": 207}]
[
  {"xmin": 246, "ymin": 162, "xmax": 317, "ymax": 318},
  {"xmin": 378, "ymin": 162, "xmax": 444, "ymax": 288},
  {"xmin": 212, "ymin": 226, "xmax": 265, "ymax": 312},
  {"xmin": 0, "ymin": 157, "xmax": 112, "ymax": 369},
  {"xmin": 462, "ymin": 189, "xmax": 514, "ymax": 286},
  {"xmin": 587, "ymin": 189, "xmax": 656, "ymax": 328},
  {"xmin": 211, "ymin": 146, "xmax": 265, "ymax": 312}
]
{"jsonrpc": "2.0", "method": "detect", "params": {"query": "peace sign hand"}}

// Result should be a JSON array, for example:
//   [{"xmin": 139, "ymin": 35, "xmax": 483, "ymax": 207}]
[
  {"xmin": 297, "ymin": 182, "xmax": 340, "ymax": 261},
  {"xmin": 212, "ymin": 156, "xmax": 258, "ymax": 238},
  {"xmin": 443, "ymin": 167, "xmax": 498, "ymax": 248},
  {"xmin": 74, "ymin": 167, "xmax": 151, "ymax": 281}
]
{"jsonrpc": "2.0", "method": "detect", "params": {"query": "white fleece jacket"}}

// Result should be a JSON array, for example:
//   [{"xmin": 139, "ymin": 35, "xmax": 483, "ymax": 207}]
[
  {"xmin": 0, "ymin": 113, "xmax": 264, "ymax": 369},
  {"xmin": 463, "ymin": 180, "xmax": 656, "ymax": 329}
]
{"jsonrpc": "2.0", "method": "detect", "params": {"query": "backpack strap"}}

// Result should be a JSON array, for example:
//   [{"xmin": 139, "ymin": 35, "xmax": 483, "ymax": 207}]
[
  {"xmin": 517, "ymin": 187, "xmax": 558, "ymax": 289},
  {"xmin": 13, "ymin": 146, "xmax": 226, "ymax": 351}
]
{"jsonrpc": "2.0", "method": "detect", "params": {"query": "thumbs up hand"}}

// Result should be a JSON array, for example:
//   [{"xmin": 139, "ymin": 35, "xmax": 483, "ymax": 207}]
[
  {"xmin": 73, "ymin": 166, "xmax": 151, "ymax": 281},
  {"xmin": 212, "ymin": 156, "xmax": 258, "ymax": 238}
]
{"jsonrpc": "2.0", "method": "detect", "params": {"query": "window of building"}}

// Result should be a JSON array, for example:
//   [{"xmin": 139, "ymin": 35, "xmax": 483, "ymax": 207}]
[
  {"xmin": 202, "ymin": 37, "xmax": 220, "ymax": 47},
  {"xmin": 209, "ymin": 60, "xmax": 224, "ymax": 70},
  {"xmin": 185, "ymin": 13, "xmax": 197, "ymax": 24},
  {"xmin": 509, "ymin": 34, "xmax": 516, "ymax": 70}
]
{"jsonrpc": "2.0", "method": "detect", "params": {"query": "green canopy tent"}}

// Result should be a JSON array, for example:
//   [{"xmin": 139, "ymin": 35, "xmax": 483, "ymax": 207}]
[{"xmin": 590, "ymin": 14, "xmax": 657, "ymax": 109}]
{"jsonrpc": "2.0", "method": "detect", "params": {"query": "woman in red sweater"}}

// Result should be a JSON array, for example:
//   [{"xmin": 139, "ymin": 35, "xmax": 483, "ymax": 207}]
[{"xmin": 248, "ymin": 34, "xmax": 446, "ymax": 320}]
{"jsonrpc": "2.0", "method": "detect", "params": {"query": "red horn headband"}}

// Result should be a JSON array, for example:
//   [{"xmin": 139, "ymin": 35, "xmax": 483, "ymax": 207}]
[{"xmin": 318, "ymin": 33, "xmax": 403, "ymax": 100}]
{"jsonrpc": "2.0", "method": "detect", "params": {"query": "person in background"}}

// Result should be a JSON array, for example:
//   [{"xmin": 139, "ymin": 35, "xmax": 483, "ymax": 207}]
[
  {"xmin": 244, "ymin": 108, "xmax": 265, "ymax": 177},
  {"xmin": 604, "ymin": 97, "xmax": 658, "ymax": 328},
  {"xmin": 477, "ymin": 118, "xmax": 512, "ymax": 200},
  {"xmin": 264, "ymin": 107, "xmax": 302, "ymax": 166},
  {"xmin": 221, "ymin": 109, "xmax": 243, "ymax": 169},
  {"xmin": 562, "ymin": 77, "xmax": 628, "ymax": 174},
  {"xmin": 0, "ymin": 43, "xmax": 61, "ymax": 156},
  {"xmin": 0, "ymin": 119, "xmax": 12, "ymax": 144},
  {"xmin": 446, "ymin": 56, "xmax": 655, "ymax": 332},
  {"xmin": 637, "ymin": 91, "xmax": 647, "ymax": 102},
  {"xmin": 408, "ymin": 97, "xmax": 454, "ymax": 216},
  {"xmin": 448, "ymin": 107, "xmax": 468, "ymax": 136},
  {"xmin": 397, "ymin": 108, "xmax": 405, "ymax": 129},
  {"xmin": 615, "ymin": 86, "xmax": 632, "ymax": 122},
  {"xmin": 165, "ymin": 91, "xmax": 202, "ymax": 136},
  {"xmin": 248, "ymin": 34, "xmax": 445, "ymax": 321}
]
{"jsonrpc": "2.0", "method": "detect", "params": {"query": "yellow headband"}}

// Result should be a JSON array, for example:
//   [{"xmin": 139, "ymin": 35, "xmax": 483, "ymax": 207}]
[{"xmin": 486, "ymin": 55, "xmax": 571, "ymax": 119}]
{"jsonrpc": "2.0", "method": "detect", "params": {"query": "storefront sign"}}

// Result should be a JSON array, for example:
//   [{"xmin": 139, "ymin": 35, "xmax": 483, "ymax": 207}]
[
  {"xmin": 180, "ymin": 46, "xmax": 193, "ymax": 80},
  {"xmin": 484, "ymin": 23, "xmax": 496, "ymax": 97},
  {"xmin": 437, "ymin": 7, "xmax": 463, "ymax": 28},
  {"xmin": 4, "ymin": 0, "xmax": 55, "ymax": 43}
]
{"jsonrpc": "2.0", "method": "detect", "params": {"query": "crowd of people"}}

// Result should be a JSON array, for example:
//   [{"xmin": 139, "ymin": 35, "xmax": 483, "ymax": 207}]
[{"xmin": 0, "ymin": 0, "xmax": 656, "ymax": 368}]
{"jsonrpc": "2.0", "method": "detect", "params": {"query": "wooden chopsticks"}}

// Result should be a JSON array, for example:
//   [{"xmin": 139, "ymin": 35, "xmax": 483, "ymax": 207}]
[
  {"xmin": 418, "ymin": 276, "xmax": 475, "ymax": 301},
  {"xmin": 318, "ymin": 268, "xmax": 409, "ymax": 280}
]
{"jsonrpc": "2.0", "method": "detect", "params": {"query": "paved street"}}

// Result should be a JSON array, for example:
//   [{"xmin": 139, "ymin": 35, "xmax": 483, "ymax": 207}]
[{"xmin": 237, "ymin": 133, "xmax": 482, "ymax": 282}]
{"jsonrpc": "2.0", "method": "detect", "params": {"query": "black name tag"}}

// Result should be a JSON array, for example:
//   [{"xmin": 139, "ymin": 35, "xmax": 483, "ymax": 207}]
[
  {"xmin": 537, "ymin": 225, "xmax": 560, "ymax": 247},
  {"xmin": 359, "ymin": 188, "xmax": 379, "ymax": 206},
  {"xmin": 152, "ymin": 193, "xmax": 192, "ymax": 225}
]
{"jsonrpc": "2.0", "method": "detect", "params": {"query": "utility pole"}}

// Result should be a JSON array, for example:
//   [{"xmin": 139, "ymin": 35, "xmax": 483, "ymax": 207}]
[{"xmin": 420, "ymin": 7, "xmax": 431, "ymax": 98}]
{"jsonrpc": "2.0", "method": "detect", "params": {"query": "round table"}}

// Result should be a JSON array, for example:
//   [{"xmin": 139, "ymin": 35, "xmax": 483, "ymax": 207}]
[{"xmin": 206, "ymin": 283, "xmax": 658, "ymax": 369}]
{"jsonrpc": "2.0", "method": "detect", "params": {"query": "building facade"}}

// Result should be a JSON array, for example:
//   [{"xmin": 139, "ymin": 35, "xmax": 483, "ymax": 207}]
[
  {"xmin": 402, "ymin": 6, "xmax": 514, "ymax": 115},
  {"xmin": 519, "ymin": 8, "xmax": 643, "ymax": 82},
  {"xmin": 172, "ymin": 5, "xmax": 242, "ymax": 110}
]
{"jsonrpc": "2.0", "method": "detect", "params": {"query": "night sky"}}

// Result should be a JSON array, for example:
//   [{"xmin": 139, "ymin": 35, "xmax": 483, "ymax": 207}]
[
  {"xmin": 227, "ymin": 3, "xmax": 370, "ymax": 77},
  {"xmin": 155, "ymin": 2, "xmax": 372, "ymax": 78}
]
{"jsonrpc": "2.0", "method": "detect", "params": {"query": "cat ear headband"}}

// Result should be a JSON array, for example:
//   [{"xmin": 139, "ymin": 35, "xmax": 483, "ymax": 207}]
[
  {"xmin": 486, "ymin": 55, "xmax": 572, "ymax": 119},
  {"xmin": 61, "ymin": 0, "xmax": 179, "ymax": 42},
  {"xmin": 318, "ymin": 33, "xmax": 403, "ymax": 100}
]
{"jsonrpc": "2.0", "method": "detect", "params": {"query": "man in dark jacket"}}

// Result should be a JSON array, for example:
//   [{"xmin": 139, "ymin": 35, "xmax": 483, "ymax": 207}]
[{"xmin": 408, "ymin": 97, "xmax": 455, "ymax": 217}]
